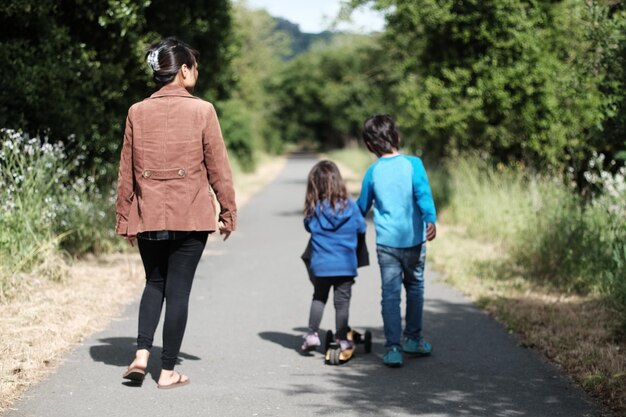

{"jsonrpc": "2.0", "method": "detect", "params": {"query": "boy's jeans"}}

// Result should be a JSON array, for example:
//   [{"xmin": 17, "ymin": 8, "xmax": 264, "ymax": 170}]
[{"xmin": 376, "ymin": 243, "xmax": 426, "ymax": 348}]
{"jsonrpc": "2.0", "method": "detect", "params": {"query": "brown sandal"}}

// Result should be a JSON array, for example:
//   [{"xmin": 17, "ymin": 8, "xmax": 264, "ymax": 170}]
[
  {"xmin": 122, "ymin": 366, "xmax": 146, "ymax": 383},
  {"xmin": 157, "ymin": 372, "xmax": 190, "ymax": 389}
]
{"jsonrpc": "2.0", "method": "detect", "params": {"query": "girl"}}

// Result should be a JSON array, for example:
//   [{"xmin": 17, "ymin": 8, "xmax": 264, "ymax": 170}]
[
  {"xmin": 301, "ymin": 160, "xmax": 366, "ymax": 353},
  {"xmin": 116, "ymin": 37, "xmax": 236, "ymax": 388}
]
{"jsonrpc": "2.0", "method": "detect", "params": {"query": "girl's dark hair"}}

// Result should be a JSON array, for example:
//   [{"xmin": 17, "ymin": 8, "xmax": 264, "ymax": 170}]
[
  {"xmin": 362, "ymin": 114, "xmax": 400, "ymax": 156},
  {"xmin": 304, "ymin": 160, "xmax": 348, "ymax": 218},
  {"xmin": 146, "ymin": 37, "xmax": 199, "ymax": 85}
]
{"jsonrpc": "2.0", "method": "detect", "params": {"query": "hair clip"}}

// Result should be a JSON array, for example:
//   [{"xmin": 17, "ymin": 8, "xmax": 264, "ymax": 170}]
[{"xmin": 147, "ymin": 49, "xmax": 160, "ymax": 71}]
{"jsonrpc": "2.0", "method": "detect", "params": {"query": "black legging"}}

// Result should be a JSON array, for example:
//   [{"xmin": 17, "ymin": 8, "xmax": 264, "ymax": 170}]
[
  {"xmin": 136, "ymin": 231, "xmax": 208, "ymax": 370},
  {"xmin": 308, "ymin": 276, "xmax": 354, "ymax": 340}
]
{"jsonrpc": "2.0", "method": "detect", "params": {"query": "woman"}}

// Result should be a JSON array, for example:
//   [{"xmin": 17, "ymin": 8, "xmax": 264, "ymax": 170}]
[{"xmin": 115, "ymin": 37, "xmax": 236, "ymax": 389}]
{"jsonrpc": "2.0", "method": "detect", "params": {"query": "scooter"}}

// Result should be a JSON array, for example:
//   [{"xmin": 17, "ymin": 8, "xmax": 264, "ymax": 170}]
[{"xmin": 324, "ymin": 328, "xmax": 372, "ymax": 365}]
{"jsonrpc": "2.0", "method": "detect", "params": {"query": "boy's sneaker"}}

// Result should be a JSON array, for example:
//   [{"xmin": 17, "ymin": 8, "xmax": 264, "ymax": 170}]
[
  {"xmin": 338, "ymin": 339, "xmax": 354, "ymax": 352},
  {"xmin": 383, "ymin": 346, "xmax": 403, "ymax": 367},
  {"xmin": 301, "ymin": 332, "xmax": 320, "ymax": 352},
  {"xmin": 403, "ymin": 337, "xmax": 432, "ymax": 355}
]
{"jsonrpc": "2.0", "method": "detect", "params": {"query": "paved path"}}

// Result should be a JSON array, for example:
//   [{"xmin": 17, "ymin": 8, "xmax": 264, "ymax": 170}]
[{"xmin": 8, "ymin": 155, "xmax": 599, "ymax": 417}]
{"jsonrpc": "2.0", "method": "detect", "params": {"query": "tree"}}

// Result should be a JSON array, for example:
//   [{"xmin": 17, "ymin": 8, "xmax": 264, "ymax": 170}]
[
  {"xmin": 144, "ymin": 0, "xmax": 234, "ymax": 100},
  {"xmin": 272, "ymin": 34, "xmax": 392, "ymax": 149},
  {"xmin": 584, "ymin": 2, "xmax": 626, "ymax": 164},
  {"xmin": 347, "ymin": 0, "xmax": 626, "ymax": 176},
  {"xmin": 202, "ymin": 1, "xmax": 293, "ymax": 170},
  {"xmin": 0, "ymin": 0, "xmax": 148, "ymax": 169},
  {"xmin": 0, "ymin": 0, "xmax": 235, "ymax": 176}
]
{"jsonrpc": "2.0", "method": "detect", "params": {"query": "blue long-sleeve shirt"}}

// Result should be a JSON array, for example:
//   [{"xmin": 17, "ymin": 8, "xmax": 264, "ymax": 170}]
[
  {"xmin": 357, "ymin": 154, "xmax": 436, "ymax": 248},
  {"xmin": 304, "ymin": 199, "xmax": 367, "ymax": 277}
]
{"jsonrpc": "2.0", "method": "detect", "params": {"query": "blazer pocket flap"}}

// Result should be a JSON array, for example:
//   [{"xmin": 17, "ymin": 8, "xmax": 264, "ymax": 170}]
[{"xmin": 142, "ymin": 168, "xmax": 187, "ymax": 180}]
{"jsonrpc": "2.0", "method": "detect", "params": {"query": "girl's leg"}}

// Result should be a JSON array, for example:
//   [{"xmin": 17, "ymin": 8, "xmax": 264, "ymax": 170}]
[
  {"xmin": 135, "ymin": 238, "xmax": 170, "ymax": 366},
  {"xmin": 308, "ymin": 277, "xmax": 332, "ymax": 332},
  {"xmin": 332, "ymin": 277, "xmax": 355, "ymax": 340},
  {"xmin": 159, "ymin": 232, "xmax": 208, "ymax": 375}
]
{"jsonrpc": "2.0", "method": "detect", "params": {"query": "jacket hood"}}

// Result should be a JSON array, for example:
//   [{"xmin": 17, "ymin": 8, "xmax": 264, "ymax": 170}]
[{"xmin": 315, "ymin": 200, "xmax": 353, "ymax": 231}]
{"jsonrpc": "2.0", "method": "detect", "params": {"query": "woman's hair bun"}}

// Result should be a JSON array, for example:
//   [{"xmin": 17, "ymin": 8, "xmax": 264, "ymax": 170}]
[{"xmin": 145, "ymin": 37, "xmax": 199, "ymax": 85}]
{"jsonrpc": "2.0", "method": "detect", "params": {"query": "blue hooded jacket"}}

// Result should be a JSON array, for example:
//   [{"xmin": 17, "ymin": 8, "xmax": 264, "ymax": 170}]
[{"xmin": 304, "ymin": 199, "xmax": 367, "ymax": 277}]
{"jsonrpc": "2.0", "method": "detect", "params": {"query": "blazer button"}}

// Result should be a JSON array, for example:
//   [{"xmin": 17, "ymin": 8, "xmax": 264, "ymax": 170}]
[
  {"xmin": 143, "ymin": 170, "xmax": 152, "ymax": 178},
  {"xmin": 178, "ymin": 169, "xmax": 185, "ymax": 177}
]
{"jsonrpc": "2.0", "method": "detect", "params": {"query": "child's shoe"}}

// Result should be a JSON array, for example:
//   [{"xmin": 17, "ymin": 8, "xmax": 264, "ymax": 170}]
[
  {"xmin": 338, "ymin": 339, "xmax": 354, "ymax": 352},
  {"xmin": 383, "ymin": 346, "xmax": 403, "ymax": 367},
  {"xmin": 403, "ymin": 337, "xmax": 432, "ymax": 355},
  {"xmin": 301, "ymin": 331, "xmax": 321, "ymax": 352}
]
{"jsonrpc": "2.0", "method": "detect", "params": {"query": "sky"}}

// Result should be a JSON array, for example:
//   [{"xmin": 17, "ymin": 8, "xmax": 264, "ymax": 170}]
[{"xmin": 244, "ymin": 0, "xmax": 386, "ymax": 33}]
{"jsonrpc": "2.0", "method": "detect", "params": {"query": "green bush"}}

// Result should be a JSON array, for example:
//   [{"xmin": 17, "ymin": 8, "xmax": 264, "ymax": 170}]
[
  {"xmin": 445, "ymin": 155, "xmax": 626, "ymax": 313},
  {"xmin": 218, "ymin": 99, "xmax": 257, "ymax": 172},
  {"xmin": 0, "ymin": 129, "xmax": 122, "ymax": 297}
]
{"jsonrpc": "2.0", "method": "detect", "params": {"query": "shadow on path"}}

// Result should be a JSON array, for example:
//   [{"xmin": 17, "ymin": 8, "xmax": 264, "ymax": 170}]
[
  {"xmin": 259, "ymin": 331, "xmax": 303, "ymax": 355},
  {"xmin": 89, "ymin": 337, "xmax": 201, "ymax": 383},
  {"xmin": 259, "ymin": 327, "xmax": 361, "ymax": 357},
  {"xmin": 260, "ymin": 297, "xmax": 597, "ymax": 417},
  {"xmin": 275, "ymin": 209, "xmax": 304, "ymax": 217}
]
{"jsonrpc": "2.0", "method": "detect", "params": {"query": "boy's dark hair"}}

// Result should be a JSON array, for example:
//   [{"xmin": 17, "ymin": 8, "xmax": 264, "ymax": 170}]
[
  {"xmin": 304, "ymin": 160, "xmax": 348, "ymax": 218},
  {"xmin": 146, "ymin": 37, "xmax": 199, "ymax": 85},
  {"xmin": 362, "ymin": 114, "xmax": 400, "ymax": 156}
]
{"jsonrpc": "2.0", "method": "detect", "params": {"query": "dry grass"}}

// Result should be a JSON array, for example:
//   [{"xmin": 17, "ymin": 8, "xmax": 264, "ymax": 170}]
[
  {"xmin": 428, "ymin": 223, "xmax": 626, "ymax": 416},
  {"xmin": 0, "ymin": 156, "xmax": 286, "ymax": 415},
  {"xmin": 0, "ymin": 253, "xmax": 144, "ymax": 414}
]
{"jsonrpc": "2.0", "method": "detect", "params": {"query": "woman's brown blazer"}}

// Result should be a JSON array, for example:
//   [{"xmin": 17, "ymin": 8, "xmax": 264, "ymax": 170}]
[{"xmin": 115, "ymin": 84, "xmax": 237, "ymax": 237}]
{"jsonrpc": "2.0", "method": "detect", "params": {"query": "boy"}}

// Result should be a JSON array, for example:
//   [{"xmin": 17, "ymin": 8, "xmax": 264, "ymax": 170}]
[{"xmin": 357, "ymin": 114, "xmax": 437, "ymax": 367}]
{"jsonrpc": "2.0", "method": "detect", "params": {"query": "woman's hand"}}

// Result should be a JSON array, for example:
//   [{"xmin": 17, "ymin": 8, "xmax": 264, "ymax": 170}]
[
  {"xmin": 426, "ymin": 223, "xmax": 437, "ymax": 241},
  {"xmin": 126, "ymin": 236, "xmax": 137, "ymax": 247},
  {"xmin": 218, "ymin": 221, "xmax": 231, "ymax": 241}
]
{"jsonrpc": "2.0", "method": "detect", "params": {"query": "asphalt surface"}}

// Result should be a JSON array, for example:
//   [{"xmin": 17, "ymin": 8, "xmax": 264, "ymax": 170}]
[{"xmin": 8, "ymin": 155, "xmax": 599, "ymax": 417}]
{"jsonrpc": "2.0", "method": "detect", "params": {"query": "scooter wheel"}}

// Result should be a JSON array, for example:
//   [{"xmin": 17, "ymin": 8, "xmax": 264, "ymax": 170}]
[
  {"xmin": 324, "ymin": 330, "xmax": 334, "ymax": 353},
  {"xmin": 364, "ymin": 330, "xmax": 372, "ymax": 353},
  {"xmin": 330, "ymin": 347, "xmax": 341, "ymax": 365}
]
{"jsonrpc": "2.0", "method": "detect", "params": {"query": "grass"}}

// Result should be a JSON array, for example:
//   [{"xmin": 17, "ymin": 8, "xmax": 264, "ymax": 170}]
[
  {"xmin": 0, "ymin": 253, "xmax": 144, "ymax": 415},
  {"xmin": 442, "ymin": 157, "xmax": 626, "ymax": 311},
  {"xmin": 0, "ymin": 130, "xmax": 124, "ymax": 299},
  {"xmin": 428, "ymin": 224, "xmax": 626, "ymax": 414},
  {"xmin": 328, "ymin": 146, "xmax": 626, "ymax": 415}
]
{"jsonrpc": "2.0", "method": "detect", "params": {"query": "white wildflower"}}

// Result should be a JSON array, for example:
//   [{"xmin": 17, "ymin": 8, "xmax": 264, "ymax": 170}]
[{"xmin": 41, "ymin": 143, "xmax": 53, "ymax": 154}]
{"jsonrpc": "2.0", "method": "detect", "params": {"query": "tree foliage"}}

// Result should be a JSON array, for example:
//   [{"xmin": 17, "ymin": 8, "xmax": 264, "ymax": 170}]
[
  {"xmin": 0, "ymin": 0, "xmax": 234, "ymax": 173},
  {"xmin": 271, "ymin": 34, "xmax": 392, "ymax": 149},
  {"xmin": 220, "ymin": 2, "xmax": 290, "ymax": 167},
  {"xmin": 144, "ymin": 0, "xmax": 234, "ymax": 99},
  {"xmin": 3, "ymin": 0, "xmax": 624, "ymax": 180},
  {"xmin": 346, "ymin": 0, "xmax": 626, "ymax": 176},
  {"xmin": 272, "ymin": 17, "xmax": 334, "ymax": 59}
]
